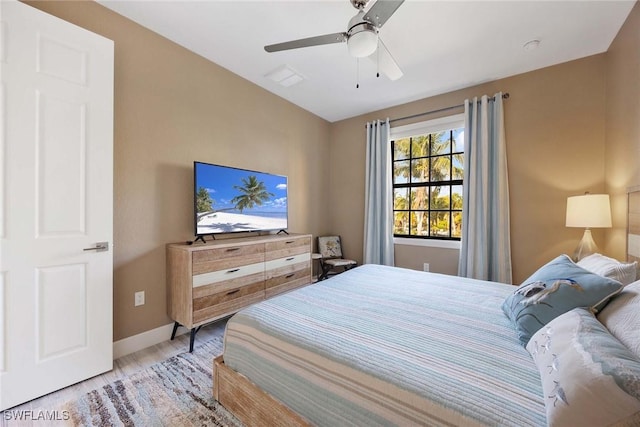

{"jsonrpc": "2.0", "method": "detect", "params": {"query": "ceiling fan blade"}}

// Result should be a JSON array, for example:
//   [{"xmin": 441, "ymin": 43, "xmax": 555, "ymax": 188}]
[
  {"xmin": 363, "ymin": 0, "xmax": 405, "ymax": 29},
  {"xmin": 370, "ymin": 38, "xmax": 403, "ymax": 80},
  {"xmin": 265, "ymin": 32, "xmax": 347, "ymax": 53}
]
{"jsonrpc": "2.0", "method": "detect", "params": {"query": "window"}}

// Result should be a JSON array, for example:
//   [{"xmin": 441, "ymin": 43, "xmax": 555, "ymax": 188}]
[{"xmin": 391, "ymin": 115, "xmax": 464, "ymax": 240}]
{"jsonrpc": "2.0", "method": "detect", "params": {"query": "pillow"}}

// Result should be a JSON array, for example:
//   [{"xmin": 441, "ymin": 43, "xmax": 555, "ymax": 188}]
[
  {"xmin": 598, "ymin": 280, "xmax": 640, "ymax": 359},
  {"xmin": 578, "ymin": 252, "xmax": 637, "ymax": 286},
  {"xmin": 502, "ymin": 254, "xmax": 623, "ymax": 345},
  {"xmin": 526, "ymin": 308, "xmax": 640, "ymax": 427}
]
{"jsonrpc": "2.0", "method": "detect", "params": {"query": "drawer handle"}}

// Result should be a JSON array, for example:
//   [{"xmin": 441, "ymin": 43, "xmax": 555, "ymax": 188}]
[
  {"xmin": 226, "ymin": 248, "xmax": 241, "ymax": 252},
  {"xmin": 286, "ymin": 257, "xmax": 295, "ymax": 261},
  {"xmin": 226, "ymin": 289, "xmax": 240, "ymax": 296},
  {"xmin": 227, "ymin": 268, "xmax": 240, "ymax": 274},
  {"xmin": 285, "ymin": 241, "xmax": 294, "ymax": 244},
  {"xmin": 285, "ymin": 273, "xmax": 295, "ymax": 279}
]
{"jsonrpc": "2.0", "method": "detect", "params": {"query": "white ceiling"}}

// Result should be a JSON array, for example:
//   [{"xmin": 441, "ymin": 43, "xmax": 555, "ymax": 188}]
[{"xmin": 98, "ymin": 0, "xmax": 635, "ymax": 122}]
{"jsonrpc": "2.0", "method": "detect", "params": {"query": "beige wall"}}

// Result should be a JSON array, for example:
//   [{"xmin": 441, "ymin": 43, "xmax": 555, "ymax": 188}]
[
  {"xmin": 604, "ymin": 1, "xmax": 640, "ymax": 260},
  {"xmin": 26, "ymin": 1, "xmax": 331, "ymax": 341},
  {"xmin": 330, "ymin": 55, "xmax": 608, "ymax": 283}
]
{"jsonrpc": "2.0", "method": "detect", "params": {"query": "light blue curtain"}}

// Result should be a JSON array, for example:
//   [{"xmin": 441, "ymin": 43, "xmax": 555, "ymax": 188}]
[
  {"xmin": 364, "ymin": 119, "xmax": 394, "ymax": 266},
  {"xmin": 458, "ymin": 93, "xmax": 512, "ymax": 283}
]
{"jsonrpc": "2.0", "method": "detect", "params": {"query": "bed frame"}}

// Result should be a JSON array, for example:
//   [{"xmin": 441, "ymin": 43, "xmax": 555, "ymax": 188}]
[
  {"xmin": 213, "ymin": 187, "xmax": 640, "ymax": 426},
  {"xmin": 213, "ymin": 355, "xmax": 310, "ymax": 426}
]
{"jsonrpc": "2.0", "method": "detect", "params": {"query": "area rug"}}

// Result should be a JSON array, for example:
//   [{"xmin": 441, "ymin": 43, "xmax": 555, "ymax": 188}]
[{"xmin": 57, "ymin": 336, "xmax": 242, "ymax": 426}]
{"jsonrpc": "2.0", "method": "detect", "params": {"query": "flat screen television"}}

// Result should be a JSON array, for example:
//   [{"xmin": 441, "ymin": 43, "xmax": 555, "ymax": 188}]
[{"xmin": 194, "ymin": 161, "xmax": 288, "ymax": 237}]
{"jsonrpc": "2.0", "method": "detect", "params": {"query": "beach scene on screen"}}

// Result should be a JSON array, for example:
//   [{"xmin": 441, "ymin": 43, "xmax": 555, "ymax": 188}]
[{"xmin": 195, "ymin": 163, "xmax": 288, "ymax": 234}]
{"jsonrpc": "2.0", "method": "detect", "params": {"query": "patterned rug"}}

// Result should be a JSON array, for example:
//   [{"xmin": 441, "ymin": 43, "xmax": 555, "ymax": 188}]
[{"xmin": 57, "ymin": 336, "xmax": 242, "ymax": 426}]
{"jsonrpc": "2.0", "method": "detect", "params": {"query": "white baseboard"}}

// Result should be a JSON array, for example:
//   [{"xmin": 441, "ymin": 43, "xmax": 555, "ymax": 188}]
[{"xmin": 113, "ymin": 322, "xmax": 188, "ymax": 360}]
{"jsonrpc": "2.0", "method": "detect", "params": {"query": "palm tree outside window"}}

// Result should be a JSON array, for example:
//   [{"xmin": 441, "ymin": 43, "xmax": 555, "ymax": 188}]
[{"xmin": 391, "ymin": 117, "xmax": 464, "ymax": 240}]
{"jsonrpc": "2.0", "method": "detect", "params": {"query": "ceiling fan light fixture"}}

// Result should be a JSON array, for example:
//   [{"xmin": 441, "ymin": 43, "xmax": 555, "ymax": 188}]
[{"xmin": 347, "ymin": 25, "xmax": 378, "ymax": 58}]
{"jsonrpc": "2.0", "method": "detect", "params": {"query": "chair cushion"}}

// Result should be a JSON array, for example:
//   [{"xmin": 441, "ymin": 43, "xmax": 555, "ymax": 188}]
[{"xmin": 325, "ymin": 259, "xmax": 357, "ymax": 267}]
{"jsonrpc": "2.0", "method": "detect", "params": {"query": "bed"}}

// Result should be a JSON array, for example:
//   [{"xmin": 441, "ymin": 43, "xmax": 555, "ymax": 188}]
[{"xmin": 214, "ymin": 189, "xmax": 640, "ymax": 427}]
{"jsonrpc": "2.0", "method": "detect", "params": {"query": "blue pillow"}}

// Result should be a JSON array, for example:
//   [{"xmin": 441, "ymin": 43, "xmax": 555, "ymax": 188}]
[{"xmin": 502, "ymin": 254, "xmax": 623, "ymax": 345}]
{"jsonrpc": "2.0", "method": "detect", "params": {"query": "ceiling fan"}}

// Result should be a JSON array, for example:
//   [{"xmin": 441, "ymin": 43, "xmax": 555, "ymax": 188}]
[{"xmin": 264, "ymin": 0, "xmax": 405, "ymax": 81}]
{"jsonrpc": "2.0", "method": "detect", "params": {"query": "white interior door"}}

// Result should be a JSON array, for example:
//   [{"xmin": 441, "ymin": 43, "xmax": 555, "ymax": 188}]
[{"xmin": 0, "ymin": 1, "xmax": 114, "ymax": 410}]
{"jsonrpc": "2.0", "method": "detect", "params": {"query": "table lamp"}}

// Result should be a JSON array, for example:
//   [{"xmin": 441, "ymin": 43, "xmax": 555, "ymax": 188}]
[{"xmin": 566, "ymin": 193, "xmax": 612, "ymax": 261}]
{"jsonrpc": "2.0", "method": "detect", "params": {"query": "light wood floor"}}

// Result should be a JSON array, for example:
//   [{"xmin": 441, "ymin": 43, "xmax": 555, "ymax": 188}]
[{"xmin": 1, "ymin": 320, "xmax": 227, "ymax": 426}]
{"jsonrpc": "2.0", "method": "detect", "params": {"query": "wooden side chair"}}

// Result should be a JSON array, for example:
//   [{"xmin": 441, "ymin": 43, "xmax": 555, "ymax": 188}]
[{"xmin": 317, "ymin": 236, "xmax": 357, "ymax": 280}]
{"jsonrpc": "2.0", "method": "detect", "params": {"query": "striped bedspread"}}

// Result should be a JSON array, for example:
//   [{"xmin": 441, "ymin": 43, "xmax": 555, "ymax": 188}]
[{"xmin": 223, "ymin": 264, "xmax": 545, "ymax": 426}]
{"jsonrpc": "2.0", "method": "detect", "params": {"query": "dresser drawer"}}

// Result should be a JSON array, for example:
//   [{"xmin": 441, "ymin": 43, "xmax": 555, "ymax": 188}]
[
  {"xmin": 192, "ymin": 244, "xmax": 264, "ymax": 275},
  {"xmin": 265, "ymin": 253, "xmax": 310, "ymax": 272},
  {"xmin": 193, "ymin": 271, "xmax": 265, "ymax": 299},
  {"xmin": 265, "ymin": 265, "xmax": 311, "ymax": 298},
  {"xmin": 193, "ymin": 281, "xmax": 264, "ymax": 312},
  {"xmin": 265, "ymin": 237, "xmax": 311, "ymax": 261},
  {"xmin": 193, "ymin": 285, "xmax": 264, "ymax": 324},
  {"xmin": 193, "ymin": 262, "xmax": 264, "ymax": 288}
]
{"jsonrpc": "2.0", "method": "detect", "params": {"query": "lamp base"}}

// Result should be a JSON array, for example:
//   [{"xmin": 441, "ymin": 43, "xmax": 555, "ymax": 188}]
[{"xmin": 573, "ymin": 228, "xmax": 598, "ymax": 261}]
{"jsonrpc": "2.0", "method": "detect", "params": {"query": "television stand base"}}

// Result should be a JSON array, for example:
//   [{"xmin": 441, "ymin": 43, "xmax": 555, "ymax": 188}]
[
  {"xmin": 277, "ymin": 229, "xmax": 289, "ymax": 235},
  {"xmin": 187, "ymin": 235, "xmax": 208, "ymax": 245}
]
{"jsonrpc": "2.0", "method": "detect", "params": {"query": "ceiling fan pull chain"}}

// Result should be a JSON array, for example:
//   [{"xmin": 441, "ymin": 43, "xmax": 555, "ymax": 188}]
[
  {"xmin": 356, "ymin": 58, "xmax": 360, "ymax": 89},
  {"xmin": 376, "ymin": 40, "xmax": 380, "ymax": 78}
]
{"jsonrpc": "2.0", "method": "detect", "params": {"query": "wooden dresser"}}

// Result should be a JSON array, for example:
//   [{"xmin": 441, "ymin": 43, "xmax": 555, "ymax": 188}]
[{"xmin": 167, "ymin": 233, "xmax": 312, "ymax": 351}]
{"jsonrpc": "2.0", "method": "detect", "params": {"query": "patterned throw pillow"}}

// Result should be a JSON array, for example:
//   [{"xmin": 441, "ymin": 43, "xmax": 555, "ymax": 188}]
[
  {"xmin": 578, "ymin": 253, "xmax": 637, "ymax": 286},
  {"xmin": 502, "ymin": 254, "xmax": 623, "ymax": 345},
  {"xmin": 526, "ymin": 308, "xmax": 640, "ymax": 427}
]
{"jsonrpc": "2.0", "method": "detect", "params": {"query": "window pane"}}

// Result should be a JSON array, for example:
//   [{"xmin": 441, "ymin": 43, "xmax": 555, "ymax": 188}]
[
  {"xmin": 452, "ymin": 212, "xmax": 462, "ymax": 238},
  {"xmin": 430, "ymin": 186, "xmax": 449, "ymax": 210},
  {"xmin": 452, "ymin": 185, "xmax": 463, "ymax": 209},
  {"xmin": 411, "ymin": 136, "xmax": 429, "ymax": 158},
  {"xmin": 452, "ymin": 128, "xmax": 464, "ymax": 153},
  {"xmin": 452, "ymin": 153, "xmax": 464, "ymax": 180},
  {"xmin": 431, "ymin": 156, "xmax": 451, "ymax": 181},
  {"xmin": 394, "ymin": 212, "xmax": 409, "ymax": 235},
  {"xmin": 411, "ymin": 187, "xmax": 428, "ymax": 209},
  {"xmin": 410, "ymin": 211, "xmax": 429, "ymax": 236},
  {"xmin": 394, "ymin": 139, "xmax": 410, "ymax": 160},
  {"xmin": 430, "ymin": 212, "xmax": 450, "ymax": 237},
  {"xmin": 394, "ymin": 188, "xmax": 409, "ymax": 210},
  {"xmin": 411, "ymin": 159, "xmax": 430, "ymax": 183},
  {"xmin": 393, "ymin": 160, "xmax": 410, "ymax": 184},
  {"xmin": 430, "ymin": 131, "xmax": 450, "ymax": 155}
]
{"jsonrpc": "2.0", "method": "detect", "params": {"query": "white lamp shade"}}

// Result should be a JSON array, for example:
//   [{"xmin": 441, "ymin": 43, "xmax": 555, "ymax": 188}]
[{"xmin": 566, "ymin": 194, "xmax": 612, "ymax": 228}]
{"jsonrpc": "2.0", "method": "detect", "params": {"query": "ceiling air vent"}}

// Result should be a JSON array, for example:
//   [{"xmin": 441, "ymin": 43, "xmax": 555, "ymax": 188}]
[{"xmin": 264, "ymin": 65, "xmax": 305, "ymax": 87}]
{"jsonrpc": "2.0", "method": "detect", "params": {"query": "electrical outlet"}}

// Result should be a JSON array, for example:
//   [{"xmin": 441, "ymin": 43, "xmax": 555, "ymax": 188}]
[
  {"xmin": 423, "ymin": 263, "xmax": 430, "ymax": 272},
  {"xmin": 134, "ymin": 291, "xmax": 145, "ymax": 307}
]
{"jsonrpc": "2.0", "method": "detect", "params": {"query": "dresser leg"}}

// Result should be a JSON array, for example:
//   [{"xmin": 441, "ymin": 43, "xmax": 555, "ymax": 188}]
[
  {"xmin": 170, "ymin": 321, "xmax": 180, "ymax": 340},
  {"xmin": 189, "ymin": 326, "xmax": 202, "ymax": 353},
  {"xmin": 189, "ymin": 328, "xmax": 196, "ymax": 353}
]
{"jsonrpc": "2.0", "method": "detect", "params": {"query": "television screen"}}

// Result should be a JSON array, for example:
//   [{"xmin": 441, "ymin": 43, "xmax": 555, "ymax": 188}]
[{"xmin": 194, "ymin": 162, "xmax": 288, "ymax": 236}]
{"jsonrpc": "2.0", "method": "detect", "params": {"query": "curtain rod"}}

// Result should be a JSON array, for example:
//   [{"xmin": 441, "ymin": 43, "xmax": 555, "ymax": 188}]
[{"xmin": 384, "ymin": 92, "xmax": 510, "ymax": 126}]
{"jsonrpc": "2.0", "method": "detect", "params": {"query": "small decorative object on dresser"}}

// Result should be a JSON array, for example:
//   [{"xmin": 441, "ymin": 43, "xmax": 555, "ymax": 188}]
[{"xmin": 167, "ymin": 233, "xmax": 312, "ymax": 351}]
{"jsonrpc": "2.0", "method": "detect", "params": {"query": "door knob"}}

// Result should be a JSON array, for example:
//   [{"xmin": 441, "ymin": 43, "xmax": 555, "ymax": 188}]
[{"xmin": 83, "ymin": 242, "xmax": 109, "ymax": 252}]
